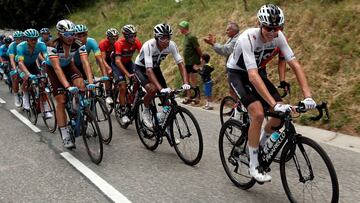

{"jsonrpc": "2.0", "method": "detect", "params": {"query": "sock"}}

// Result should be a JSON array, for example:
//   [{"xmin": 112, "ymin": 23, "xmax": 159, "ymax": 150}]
[
  {"xmin": 59, "ymin": 126, "xmax": 70, "ymax": 139},
  {"xmin": 248, "ymin": 146, "xmax": 259, "ymax": 169},
  {"xmin": 260, "ymin": 129, "xmax": 271, "ymax": 147}
]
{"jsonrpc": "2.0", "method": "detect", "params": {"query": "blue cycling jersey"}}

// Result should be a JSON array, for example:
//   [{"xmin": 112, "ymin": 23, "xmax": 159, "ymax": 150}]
[
  {"xmin": 73, "ymin": 37, "xmax": 101, "ymax": 66},
  {"xmin": 0, "ymin": 44, "xmax": 9, "ymax": 61},
  {"xmin": 45, "ymin": 39, "xmax": 87, "ymax": 68},
  {"xmin": 17, "ymin": 41, "xmax": 47, "ymax": 66},
  {"xmin": 37, "ymin": 36, "xmax": 52, "ymax": 44},
  {"xmin": 7, "ymin": 42, "xmax": 20, "ymax": 62}
]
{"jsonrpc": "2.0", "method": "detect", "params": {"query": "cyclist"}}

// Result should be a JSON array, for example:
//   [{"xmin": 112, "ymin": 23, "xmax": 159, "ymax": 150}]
[
  {"xmin": 17, "ymin": 29, "xmax": 48, "ymax": 111},
  {"xmin": 7, "ymin": 31, "xmax": 24, "ymax": 107},
  {"xmin": 112, "ymin": 24, "xmax": 142, "ymax": 124},
  {"xmin": 134, "ymin": 23, "xmax": 190, "ymax": 129},
  {"xmin": 226, "ymin": 4, "xmax": 316, "ymax": 182},
  {"xmin": 99, "ymin": 28, "xmax": 119, "ymax": 76},
  {"xmin": 45, "ymin": 19, "xmax": 95, "ymax": 149},
  {"xmin": 38, "ymin": 28, "xmax": 53, "ymax": 46},
  {"xmin": 0, "ymin": 34, "xmax": 5, "ymax": 46},
  {"xmin": 73, "ymin": 24, "xmax": 109, "ymax": 80},
  {"xmin": 0, "ymin": 36, "xmax": 13, "ymax": 81}
]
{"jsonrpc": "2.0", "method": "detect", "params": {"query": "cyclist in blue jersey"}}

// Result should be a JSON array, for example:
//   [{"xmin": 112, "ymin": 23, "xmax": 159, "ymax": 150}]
[
  {"xmin": 38, "ymin": 28, "xmax": 53, "ymax": 46},
  {"xmin": 0, "ymin": 36, "xmax": 13, "ymax": 80},
  {"xmin": 0, "ymin": 34, "xmax": 5, "ymax": 46},
  {"xmin": 17, "ymin": 29, "xmax": 47, "ymax": 111},
  {"xmin": 45, "ymin": 19, "xmax": 95, "ymax": 149},
  {"xmin": 8, "ymin": 31, "xmax": 25, "ymax": 107}
]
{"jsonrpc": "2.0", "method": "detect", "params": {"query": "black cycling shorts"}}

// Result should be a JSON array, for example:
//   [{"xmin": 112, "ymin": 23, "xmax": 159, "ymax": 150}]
[{"xmin": 134, "ymin": 65, "xmax": 167, "ymax": 89}]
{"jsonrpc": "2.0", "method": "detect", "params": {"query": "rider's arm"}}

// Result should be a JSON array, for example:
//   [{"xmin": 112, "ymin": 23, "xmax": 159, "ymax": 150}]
[
  {"xmin": 95, "ymin": 54, "xmax": 108, "ymax": 76},
  {"xmin": 177, "ymin": 62, "xmax": 189, "ymax": 85},
  {"xmin": 99, "ymin": 40, "xmax": 112, "ymax": 72},
  {"xmin": 17, "ymin": 47, "xmax": 30, "ymax": 75},
  {"xmin": 170, "ymin": 41, "xmax": 189, "ymax": 85},
  {"xmin": 79, "ymin": 46, "xmax": 93, "ymax": 84},
  {"xmin": 90, "ymin": 38, "xmax": 108, "ymax": 76},
  {"xmin": 9, "ymin": 55, "xmax": 16, "ymax": 70},
  {"xmin": 278, "ymin": 58, "xmax": 286, "ymax": 82},
  {"xmin": 287, "ymin": 59, "xmax": 312, "ymax": 98}
]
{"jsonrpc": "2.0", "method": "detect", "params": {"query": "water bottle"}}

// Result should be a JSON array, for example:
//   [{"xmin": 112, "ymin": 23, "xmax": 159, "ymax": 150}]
[
  {"xmin": 262, "ymin": 131, "xmax": 281, "ymax": 154},
  {"xmin": 157, "ymin": 106, "xmax": 171, "ymax": 125}
]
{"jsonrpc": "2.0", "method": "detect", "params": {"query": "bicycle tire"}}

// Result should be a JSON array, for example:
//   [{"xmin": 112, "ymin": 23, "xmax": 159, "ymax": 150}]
[
  {"xmin": 135, "ymin": 99, "xmax": 159, "ymax": 151},
  {"xmin": 41, "ymin": 92, "xmax": 57, "ymax": 133},
  {"xmin": 82, "ymin": 108, "xmax": 103, "ymax": 165},
  {"xmin": 27, "ymin": 91, "xmax": 38, "ymax": 125},
  {"xmin": 280, "ymin": 136, "xmax": 339, "ymax": 203},
  {"xmin": 94, "ymin": 97, "xmax": 112, "ymax": 145},
  {"xmin": 220, "ymin": 96, "xmax": 237, "ymax": 125},
  {"xmin": 170, "ymin": 106, "xmax": 203, "ymax": 166},
  {"xmin": 219, "ymin": 119, "xmax": 256, "ymax": 189}
]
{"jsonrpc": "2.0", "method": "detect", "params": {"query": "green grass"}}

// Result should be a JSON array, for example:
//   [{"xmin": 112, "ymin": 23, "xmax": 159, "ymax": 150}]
[{"xmin": 61, "ymin": 0, "xmax": 360, "ymax": 136}]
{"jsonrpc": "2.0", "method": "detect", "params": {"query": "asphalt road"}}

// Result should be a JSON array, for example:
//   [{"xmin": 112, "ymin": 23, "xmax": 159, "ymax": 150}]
[{"xmin": 0, "ymin": 83, "xmax": 359, "ymax": 203}]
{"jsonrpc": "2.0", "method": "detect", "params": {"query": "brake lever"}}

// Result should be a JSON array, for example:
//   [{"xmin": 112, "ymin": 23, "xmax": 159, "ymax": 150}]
[{"xmin": 310, "ymin": 101, "xmax": 328, "ymax": 121}]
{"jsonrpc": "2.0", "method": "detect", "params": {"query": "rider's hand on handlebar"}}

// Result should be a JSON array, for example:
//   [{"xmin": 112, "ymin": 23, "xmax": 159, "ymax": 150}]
[
  {"xmin": 100, "ymin": 75, "xmax": 109, "ymax": 81},
  {"xmin": 160, "ymin": 87, "xmax": 172, "ymax": 94},
  {"xmin": 274, "ymin": 103, "xmax": 292, "ymax": 113},
  {"xmin": 182, "ymin": 83, "xmax": 191, "ymax": 90},
  {"xmin": 29, "ymin": 74, "xmax": 37, "ymax": 81},
  {"xmin": 67, "ymin": 86, "xmax": 79, "ymax": 94},
  {"xmin": 127, "ymin": 73, "xmax": 135, "ymax": 78},
  {"xmin": 86, "ymin": 83, "xmax": 96, "ymax": 90},
  {"xmin": 301, "ymin": 98, "xmax": 317, "ymax": 110}
]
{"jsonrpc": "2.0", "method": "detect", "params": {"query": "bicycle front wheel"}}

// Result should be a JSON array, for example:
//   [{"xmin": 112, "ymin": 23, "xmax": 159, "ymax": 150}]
[
  {"xmin": 82, "ymin": 108, "xmax": 103, "ymax": 164},
  {"xmin": 27, "ymin": 91, "xmax": 38, "ymax": 125},
  {"xmin": 220, "ymin": 96, "xmax": 236, "ymax": 125},
  {"xmin": 280, "ymin": 136, "xmax": 339, "ymax": 203},
  {"xmin": 170, "ymin": 106, "xmax": 203, "ymax": 166},
  {"xmin": 40, "ymin": 92, "xmax": 57, "ymax": 133},
  {"xmin": 94, "ymin": 97, "xmax": 112, "ymax": 145},
  {"xmin": 219, "ymin": 119, "xmax": 256, "ymax": 189}
]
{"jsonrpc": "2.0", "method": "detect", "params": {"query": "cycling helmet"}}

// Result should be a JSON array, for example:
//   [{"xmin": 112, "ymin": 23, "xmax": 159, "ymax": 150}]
[
  {"xmin": 0, "ymin": 34, "xmax": 5, "ymax": 40},
  {"xmin": 74, "ymin": 24, "xmax": 88, "ymax": 33},
  {"xmin": 56, "ymin": 19, "xmax": 75, "ymax": 33},
  {"xmin": 257, "ymin": 4, "xmax": 285, "ymax": 27},
  {"xmin": 122, "ymin": 24, "xmax": 136, "ymax": 36},
  {"xmin": 40, "ymin": 28, "xmax": 50, "ymax": 34},
  {"xmin": 24, "ymin": 29, "xmax": 40, "ymax": 38},
  {"xmin": 4, "ymin": 36, "xmax": 13, "ymax": 44},
  {"xmin": 13, "ymin": 31, "xmax": 24, "ymax": 39},
  {"xmin": 153, "ymin": 23, "xmax": 173, "ymax": 39},
  {"xmin": 106, "ymin": 28, "xmax": 119, "ymax": 37}
]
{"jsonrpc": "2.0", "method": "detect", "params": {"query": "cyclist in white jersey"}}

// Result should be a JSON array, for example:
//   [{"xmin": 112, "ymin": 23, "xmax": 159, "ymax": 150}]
[
  {"xmin": 134, "ymin": 23, "xmax": 190, "ymax": 128},
  {"xmin": 226, "ymin": 4, "xmax": 316, "ymax": 182}
]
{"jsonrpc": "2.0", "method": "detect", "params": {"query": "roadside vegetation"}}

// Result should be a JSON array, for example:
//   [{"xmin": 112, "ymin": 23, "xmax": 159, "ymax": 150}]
[{"xmin": 65, "ymin": 0, "xmax": 360, "ymax": 136}]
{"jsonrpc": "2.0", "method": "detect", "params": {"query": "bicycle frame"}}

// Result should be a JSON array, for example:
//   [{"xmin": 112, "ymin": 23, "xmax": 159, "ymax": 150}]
[{"xmin": 65, "ymin": 92, "xmax": 89, "ymax": 138}]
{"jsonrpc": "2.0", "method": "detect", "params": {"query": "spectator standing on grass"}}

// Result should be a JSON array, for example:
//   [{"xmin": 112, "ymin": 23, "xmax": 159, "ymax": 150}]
[{"xmin": 194, "ymin": 53, "xmax": 214, "ymax": 110}]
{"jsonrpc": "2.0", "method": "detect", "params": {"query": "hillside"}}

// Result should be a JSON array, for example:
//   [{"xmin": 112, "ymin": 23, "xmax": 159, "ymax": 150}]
[{"xmin": 66, "ymin": 0, "xmax": 360, "ymax": 136}]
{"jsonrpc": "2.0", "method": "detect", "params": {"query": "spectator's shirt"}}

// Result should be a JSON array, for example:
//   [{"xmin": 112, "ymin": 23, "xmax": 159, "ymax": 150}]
[
  {"xmin": 213, "ymin": 32, "xmax": 239, "ymax": 63},
  {"xmin": 135, "ymin": 38, "xmax": 183, "ymax": 69},
  {"xmin": 198, "ymin": 63, "xmax": 214, "ymax": 83},
  {"xmin": 182, "ymin": 32, "xmax": 201, "ymax": 65}
]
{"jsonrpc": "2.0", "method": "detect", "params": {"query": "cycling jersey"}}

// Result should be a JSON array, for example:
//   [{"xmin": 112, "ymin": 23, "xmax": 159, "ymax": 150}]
[
  {"xmin": 113, "ymin": 37, "xmax": 142, "ymax": 64},
  {"xmin": 17, "ymin": 41, "xmax": 47, "ymax": 66},
  {"xmin": 227, "ymin": 28, "xmax": 295, "ymax": 71},
  {"xmin": 37, "ymin": 36, "xmax": 52, "ymax": 44},
  {"xmin": 99, "ymin": 38, "xmax": 114, "ymax": 60},
  {"xmin": 134, "ymin": 38, "xmax": 183, "ymax": 69},
  {"xmin": 7, "ymin": 41, "xmax": 20, "ymax": 62},
  {"xmin": 45, "ymin": 39, "xmax": 87, "ymax": 67},
  {"xmin": 73, "ymin": 37, "xmax": 101, "ymax": 66},
  {"xmin": 0, "ymin": 44, "xmax": 9, "ymax": 61}
]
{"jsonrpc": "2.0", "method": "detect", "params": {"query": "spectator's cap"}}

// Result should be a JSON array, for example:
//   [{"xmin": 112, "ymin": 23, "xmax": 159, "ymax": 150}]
[{"xmin": 179, "ymin": 20, "xmax": 189, "ymax": 29}]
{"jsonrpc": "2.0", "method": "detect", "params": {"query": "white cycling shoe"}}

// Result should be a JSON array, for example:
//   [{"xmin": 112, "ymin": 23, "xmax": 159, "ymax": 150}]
[{"xmin": 249, "ymin": 166, "xmax": 272, "ymax": 182}]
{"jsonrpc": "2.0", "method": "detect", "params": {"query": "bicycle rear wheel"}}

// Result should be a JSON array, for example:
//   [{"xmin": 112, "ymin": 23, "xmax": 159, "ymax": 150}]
[
  {"xmin": 280, "ymin": 136, "xmax": 339, "ymax": 203},
  {"xmin": 93, "ymin": 97, "xmax": 112, "ymax": 145},
  {"xmin": 220, "ymin": 96, "xmax": 236, "ymax": 125},
  {"xmin": 135, "ymin": 100, "xmax": 159, "ymax": 151},
  {"xmin": 40, "ymin": 92, "xmax": 57, "ymax": 133},
  {"xmin": 82, "ymin": 108, "xmax": 103, "ymax": 164},
  {"xmin": 219, "ymin": 119, "xmax": 256, "ymax": 189},
  {"xmin": 170, "ymin": 106, "xmax": 203, "ymax": 166}
]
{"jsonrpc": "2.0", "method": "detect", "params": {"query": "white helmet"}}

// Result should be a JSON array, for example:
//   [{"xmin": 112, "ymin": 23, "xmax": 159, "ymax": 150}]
[
  {"xmin": 122, "ymin": 24, "xmax": 136, "ymax": 36},
  {"xmin": 56, "ymin": 19, "xmax": 75, "ymax": 33},
  {"xmin": 153, "ymin": 23, "xmax": 173, "ymax": 39},
  {"xmin": 106, "ymin": 28, "xmax": 119, "ymax": 37},
  {"xmin": 257, "ymin": 4, "xmax": 285, "ymax": 27}
]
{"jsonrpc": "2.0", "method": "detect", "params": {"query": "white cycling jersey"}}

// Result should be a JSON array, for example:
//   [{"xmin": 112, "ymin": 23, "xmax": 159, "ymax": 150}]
[
  {"xmin": 227, "ymin": 28, "xmax": 295, "ymax": 71},
  {"xmin": 134, "ymin": 38, "xmax": 183, "ymax": 69}
]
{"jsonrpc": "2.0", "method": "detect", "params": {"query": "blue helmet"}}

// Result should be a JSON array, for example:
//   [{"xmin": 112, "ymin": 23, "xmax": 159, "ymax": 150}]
[
  {"xmin": 40, "ymin": 28, "xmax": 50, "ymax": 34},
  {"xmin": 74, "ymin": 24, "xmax": 88, "ymax": 33},
  {"xmin": 24, "ymin": 29, "xmax": 40, "ymax": 38},
  {"xmin": 13, "ymin": 31, "xmax": 24, "ymax": 39}
]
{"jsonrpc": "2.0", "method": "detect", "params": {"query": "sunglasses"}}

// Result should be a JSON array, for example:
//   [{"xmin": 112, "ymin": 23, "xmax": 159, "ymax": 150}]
[
  {"xmin": 76, "ymin": 33, "xmax": 87, "ymax": 38},
  {"xmin": 159, "ymin": 36, "xmax": 171, "ymax": 42},
  {"xmin": 125, "ymin": 34, "xmax": 136, "ymax": 39},
  {"xmin": 262, "ymin": 26, "xmax": 282, "ymax": 32},
  {"xmin": 27, "ymin": 38, "xmax": 37, "ymax": 42},
  {"xmin": 108, "ymin": 36, "xmax": 118, "ymax": 41},
  {"xmin": 61, "ymin": 32, "xmax": 75, "ymax": 38}
]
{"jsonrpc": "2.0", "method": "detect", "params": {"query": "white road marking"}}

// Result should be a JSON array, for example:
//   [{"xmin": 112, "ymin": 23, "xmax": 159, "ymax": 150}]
[
  {"xmin": 0, "ymin": 97, "xmax": 6, "ymax": 104},
  {"xmin": 10, "ymin": 109, "xmax": 41, "ymax": 133},
  {"xmin": 60, "ymin": 152, "xmax": 131, "ymax": 203}
]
